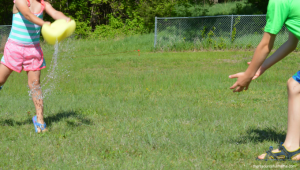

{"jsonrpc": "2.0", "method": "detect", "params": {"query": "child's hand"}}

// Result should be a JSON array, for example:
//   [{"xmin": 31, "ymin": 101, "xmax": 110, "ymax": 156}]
[
  {"xmin": 43, "ymin": 21, "xmax": 51, "ymax": 26},
  {"xmin": 229, "ymin": 72, "xmax": 253, "ymax": 92},
  {"xmin": 65, "ymin": 17, "xmax": 71, "ymax": 22},
  {"xmin": 247, "ymin": 62, "xmax": 265, "ymax": 80}
]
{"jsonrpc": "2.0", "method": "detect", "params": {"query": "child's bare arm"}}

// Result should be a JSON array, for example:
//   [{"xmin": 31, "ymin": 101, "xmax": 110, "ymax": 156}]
[
  {"xmin": 15, "ymin": 0, "xmax": 47, "ymax": 26},
  {"xmin": 229, "ymin": 32, "xmax": 276, "ymax": 92},
  {"xmin": 261, "ymin": 32, "xmax": 298, "ymax": 71},
  {"xmin": 44, "ymin": 2, "xmax": 70, "ymax": 21},
  {"xmin": 244, "ymin": 33, "xmax": 276, "ymax": 78},
  {"xmin": 246, "ymin": 32, "xmax": 298, "ymax": 80}
]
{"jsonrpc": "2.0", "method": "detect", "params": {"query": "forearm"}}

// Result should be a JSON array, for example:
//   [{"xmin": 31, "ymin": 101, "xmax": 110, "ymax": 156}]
[
  {"xmin": 261, "ymin": 40, "xmax": 296, "ymax": 71},
  {"xmin": 245, "ymin": 43, "xmax": 271, "ymax": 77},
  {"xmin": 23, "ymin": 12, "xmax": 45, "ymax": 26},
  {"xmin": 51, "ymin": 11, "xmax": 69, "ymax": 20}
]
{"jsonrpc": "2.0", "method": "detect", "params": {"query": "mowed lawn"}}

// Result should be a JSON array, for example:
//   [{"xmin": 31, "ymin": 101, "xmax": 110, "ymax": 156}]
[{"xmin": 0, "ymin": 37, "xmax": 300, "ymax": 169}]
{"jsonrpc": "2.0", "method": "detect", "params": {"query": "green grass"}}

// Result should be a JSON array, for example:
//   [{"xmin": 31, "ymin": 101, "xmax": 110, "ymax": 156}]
[{"xmin": 1, "ymin": 37, "xmax": 300, "ymax": 169}]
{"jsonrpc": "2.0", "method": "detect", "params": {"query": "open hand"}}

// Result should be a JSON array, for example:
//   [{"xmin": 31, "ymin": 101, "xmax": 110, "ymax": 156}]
[{"xmin": 229, "ymin": 72, "xmax": 253, "ymax": 92}]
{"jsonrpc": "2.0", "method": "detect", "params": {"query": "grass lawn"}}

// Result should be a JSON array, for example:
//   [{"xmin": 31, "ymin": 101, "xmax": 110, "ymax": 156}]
[{"xmin": 0, "ymin": 37, "xmax": 300, "ymax": 169}]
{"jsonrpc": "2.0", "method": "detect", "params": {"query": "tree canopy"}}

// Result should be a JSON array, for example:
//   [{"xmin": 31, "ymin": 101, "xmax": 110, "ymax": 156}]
[{"xmin": 0, "ymin": 0, "xmax": 269, "ymax": 38}]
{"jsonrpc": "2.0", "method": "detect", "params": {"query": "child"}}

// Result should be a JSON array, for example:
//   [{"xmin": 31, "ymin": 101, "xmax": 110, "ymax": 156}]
[
  {"xmin": 229, "ymin": 0, "xmax": 300, "ymax": 161},
  {"xmin": 0, "ymin": 0, "xmax": 70, "ymax": 133}
]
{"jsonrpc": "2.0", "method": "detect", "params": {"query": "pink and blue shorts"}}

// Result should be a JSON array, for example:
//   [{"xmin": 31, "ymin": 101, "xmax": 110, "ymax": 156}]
[{"xmin": 1, "ymin": 39, "xmax": 46, "ymax": 73}]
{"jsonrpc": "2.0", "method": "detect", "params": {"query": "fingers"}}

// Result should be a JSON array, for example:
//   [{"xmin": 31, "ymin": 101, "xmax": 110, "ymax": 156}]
[
  {"xmin": 229, "ymin": 72, "xmax": 242, "ymax": 79},
  {"xmin": 230, "ymin": 82, "xmax": 238, "ymax": 89},
  {"xmin": 233, "ymin": 86, "xmax": 243, "ymax": 92},
  {"xmin": 230, "ymin": 82, "xmax": 249, "ymax": 92},
  {"xmin": 247, "ymin": 62, "xmax": 251, "ymax": 65},
  {"xmin": 229, "ymin": 72, "xmax": 251, "ymax": 92},
  {"xmin": 245, "ymin": 85, "xmax": 249, "ymax": 91},
  {"xmin": 231, "ymin": 84, "xmax": 250, "ymax": 92},
  {"xmin": 233, "ymin": 86, "xmax": 248, "ymax": 92},
  {"xmin": 43, "ymin": 21, "xmax": 51, "ymax": 26}
]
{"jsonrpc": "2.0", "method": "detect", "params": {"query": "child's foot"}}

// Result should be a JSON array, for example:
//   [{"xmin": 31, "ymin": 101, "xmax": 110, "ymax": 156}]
[
  {"xmin": 0, "ymin": 86, "xmax": 3, "ymax": 90},
  {"xmin": 36, "ymin": 122, "xmax": 48, "ymax": 133},
  {"xmin": 32, "ymin": 116, "xmax": 47, "ymax": 133},
  {"xmin": 257, "ymin": 145, "xmax": 300, "ymax": 161}
]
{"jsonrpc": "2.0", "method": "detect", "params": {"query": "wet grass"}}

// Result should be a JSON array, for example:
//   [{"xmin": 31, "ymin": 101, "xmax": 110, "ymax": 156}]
[{"xmin": 0, "ymin": 38, "xmax": 300, "ymax": 169}]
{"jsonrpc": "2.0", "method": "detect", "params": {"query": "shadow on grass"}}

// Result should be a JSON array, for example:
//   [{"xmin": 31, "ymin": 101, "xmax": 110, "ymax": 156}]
[
  {"xmin": 234, "ymin": 127, "xmax": 286, "ymax": 144},
  {"xmin": 0, "ymin": 110, "xmax": 92, "ymax": 127}
]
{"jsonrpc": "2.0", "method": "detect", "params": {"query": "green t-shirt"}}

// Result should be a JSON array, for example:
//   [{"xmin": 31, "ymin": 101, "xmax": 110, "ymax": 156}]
[{"xmin": 265, "ymin": 0, "xmax": 300, "ymax": 39}]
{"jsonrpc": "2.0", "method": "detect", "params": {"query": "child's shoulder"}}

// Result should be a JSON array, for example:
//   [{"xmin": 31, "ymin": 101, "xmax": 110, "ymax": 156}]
[{"xmin": 269, "ymin": 0, "xmax": 293, "ymax": 5}]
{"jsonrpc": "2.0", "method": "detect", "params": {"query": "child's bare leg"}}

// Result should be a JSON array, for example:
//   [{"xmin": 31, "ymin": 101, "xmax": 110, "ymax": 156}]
[
  {"xmin": 27, "ymin": 71, "xmax": 45, "ymax": 128},
  {"xmin": 0, "ymin": 64, "xmax": 13, "ymax": 86},
  {"xmin": 258, "ymin": 78, "xmax": 300, "ymax": 160},
  {"xmin": 284, "ymin": 78, "xmax": 300, "ymax": 151}
]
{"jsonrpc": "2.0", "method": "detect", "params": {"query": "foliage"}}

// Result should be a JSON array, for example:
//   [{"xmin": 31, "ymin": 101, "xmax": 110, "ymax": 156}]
[
  {"xmin": 0, "ymin": 0, "xmax": 13, "ymax": 25},
  {"xmin": 0, "ymin": 0, "xmax": 269, "ymax": 39},
  {"xmin": 246, "ymin": 0, "xmax": 269, "ymax": 14},
  {"xmin": 91, "ymin": 14, "xmax": 146, "ymax": 39},
  {"xmin": 231, "ymin": 16, "xmax": 240, "ymax": 42},
  {"xmin": 173, "ymin": 3, "xmax": 209, "ymax": 17},
  {"xmin": 1, "ymin": 0, "xmax": 217, "ymax": 37}
]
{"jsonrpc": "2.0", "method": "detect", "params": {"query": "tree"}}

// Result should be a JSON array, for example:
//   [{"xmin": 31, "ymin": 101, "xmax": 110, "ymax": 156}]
[
  {"xmin": 247, "ymin": 0, "xmax": 269, "ymax": 14},
  {"xmin": 0, "ymin": 0, "xmax": 13, "ymax": 25}
]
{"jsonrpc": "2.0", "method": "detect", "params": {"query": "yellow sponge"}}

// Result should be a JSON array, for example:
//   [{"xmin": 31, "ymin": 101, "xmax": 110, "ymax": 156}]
[{"xmin": 42, "ymin": 19, "xmax": 76, "ymax": 45}]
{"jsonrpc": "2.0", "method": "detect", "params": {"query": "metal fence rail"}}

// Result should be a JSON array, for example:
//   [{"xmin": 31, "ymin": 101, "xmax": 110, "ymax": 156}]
[{"xmin": 154, "ymin": 15, "xmax": 292, "ymax": 48}]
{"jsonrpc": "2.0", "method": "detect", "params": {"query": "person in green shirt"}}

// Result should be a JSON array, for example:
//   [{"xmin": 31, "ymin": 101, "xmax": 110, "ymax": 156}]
[{"xmin": 229, "ymin": 0, "xmax": 300, "ymax": 161}]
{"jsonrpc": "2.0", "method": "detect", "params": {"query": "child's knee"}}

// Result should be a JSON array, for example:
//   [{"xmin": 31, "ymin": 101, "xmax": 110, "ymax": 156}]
[
  {"xmin": 0, "ymin": 76, "xmax": 8, "ymax": 85},
  {"xmin": 287, "ymin": 77, "xmax": 300, "ymax": 94},
  {"xmin": 0, "ymin": 78, "xmax": 6, "ymax": 85},
  {"xmin": 28, "ymin": 79, "xmax": 41, "ymax": 89}
]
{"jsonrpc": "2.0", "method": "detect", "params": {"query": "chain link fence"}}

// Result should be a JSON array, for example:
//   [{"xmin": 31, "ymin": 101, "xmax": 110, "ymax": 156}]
[
  {"xmin": 0, "ymin": 25, "xmax": 11, "ymax": 52},
  {"xmin": 154, "ymin": 15, "xmax": 294, "ymax": 50}
]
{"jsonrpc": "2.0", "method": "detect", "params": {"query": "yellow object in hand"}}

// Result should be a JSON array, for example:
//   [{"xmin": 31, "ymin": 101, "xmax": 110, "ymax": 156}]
[{"xmin": 42, "ymin": 19, "xmax": 76, "ymax": 45}]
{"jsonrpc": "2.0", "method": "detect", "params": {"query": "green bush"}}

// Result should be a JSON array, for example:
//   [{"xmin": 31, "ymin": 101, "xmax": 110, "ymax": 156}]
[
  {"xmin": 247, "ymin": 0, "xmax": 269, "ymax": 14},
  {"xmin": 90, "ymin": 14, "xmax": 147, "ymax": 39},
  {"xmin": 74, "ymin": 21, "xmax": 92, "ymax": 38}
]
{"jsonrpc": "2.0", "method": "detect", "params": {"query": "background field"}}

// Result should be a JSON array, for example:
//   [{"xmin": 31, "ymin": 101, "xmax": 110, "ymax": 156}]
[{"xmin": 0, "ymin": 36, "xmax": 300, "ymax": 169}]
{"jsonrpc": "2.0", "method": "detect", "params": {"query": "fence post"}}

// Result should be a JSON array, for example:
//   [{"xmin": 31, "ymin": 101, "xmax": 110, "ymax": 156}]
[
  {"xmin": 230, "ymin": 14, "xmax": 233, "ymax": 41},
  {"xmin": 154, "ymin": 17, "xmax": 157, "ymax": 48}
]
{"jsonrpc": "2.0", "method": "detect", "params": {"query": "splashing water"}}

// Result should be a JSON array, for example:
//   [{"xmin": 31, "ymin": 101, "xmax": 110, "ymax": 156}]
[
  {"xmin": 40, "ymin": 40, "xmax": 59, "ymax": 97},
  {"xmin": 28, "ymin": 38, "xmax": 74, "ymax": 100}
]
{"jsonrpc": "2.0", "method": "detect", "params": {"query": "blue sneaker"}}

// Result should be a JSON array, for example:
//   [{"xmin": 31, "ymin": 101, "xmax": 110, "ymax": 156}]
[{"xmin": 0, "ymin": 86, "xmax": 2, "ymax": 90}]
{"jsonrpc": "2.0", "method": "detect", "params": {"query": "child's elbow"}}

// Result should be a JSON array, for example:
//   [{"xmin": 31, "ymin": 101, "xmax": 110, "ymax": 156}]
[
  {"xmin": 289, "ymin": 42, "xmax": 298, "ymax": 51},
  {"xmin": 260, "ymin": 42, "xmax": 273, "ymax": 53},
  {"xmin": 23, "ymin": 13, "xmax": 32, "ymax": 22},
  {"xmin": 266, "ymin": 43, "xmax": 274, "ymax": 53}
]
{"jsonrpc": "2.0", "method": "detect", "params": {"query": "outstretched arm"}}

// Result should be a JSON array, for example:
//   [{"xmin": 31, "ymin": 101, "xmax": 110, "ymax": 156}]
[
  {"xmin": 44, "ymin": 2, "xmax": 70, "ymax": 21},
  {"xmin": 260, "ymin": 32, "xmax": 298, "ymax": 72},
  {"xmin": 242, "ymin": 32, "xmax": 298, "ymax": 80},
  {"xmin": 15, "ymin": 0, "xmax": 47, "ymax": 26},
  {"xmin": 229, "ymin": 32, "xmax": 276, "ymax": 92}
]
